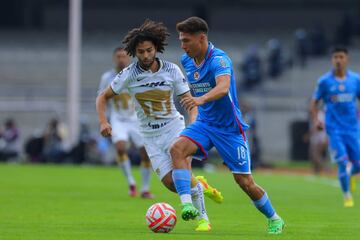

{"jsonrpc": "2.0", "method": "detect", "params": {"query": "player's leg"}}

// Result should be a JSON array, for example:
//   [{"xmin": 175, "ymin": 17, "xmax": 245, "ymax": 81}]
[
  {"xmin": 114, "ymin": 140, "xmax": 137, "ymax": 196},
  {"xmin": 130, "ymin": 127, "xmax": 154, "ymax": 199},
  {"xmin": 170, "ymin": 122, "xmax": 212, "ymax": 221},
  {"xmin": 344, "ymin": 134, "xmax": 360, "ymax": 194},
  {"xmin": 139, "ymin": 147, "xmax": 154, "ymax": 198},
  {"xmin": 328, "ymin": 132, "xmax": 352, "ymax": 206},
  {"xmin": 211, "ymin": 128, "xmax": 284, "ymax": 234},
  {"xmin": 233, "ymin": 174, "xmax": 284, "ymax": 234},
  {"xmin": 161, "ymin": 168, "xmax": 211, "ymax": 231}
]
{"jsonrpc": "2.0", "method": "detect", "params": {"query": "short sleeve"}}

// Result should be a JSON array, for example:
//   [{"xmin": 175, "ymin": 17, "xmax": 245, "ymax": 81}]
[
  {"xmin": 110, "ymin": 69, "xmax": 130, "ymax": 94},
  {"xmin": 173, "ymin": 65, "xmax": 190, "ymax": 96},
  {"xmin": 210, "ymin": 55, "xmax": 232, "ymax": 78},
  {"xmin": 312, "ymin": 78, "xmax": 325, "ymax": 100}
]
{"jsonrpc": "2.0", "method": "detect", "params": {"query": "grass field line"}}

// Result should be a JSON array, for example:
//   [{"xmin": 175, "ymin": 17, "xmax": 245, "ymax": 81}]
[{"xmin": 304, "ymin": 175, "xmax": 339, "ymax": 188}]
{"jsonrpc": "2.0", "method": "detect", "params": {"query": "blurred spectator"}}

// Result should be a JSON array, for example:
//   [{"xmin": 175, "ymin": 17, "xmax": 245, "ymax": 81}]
[
  {"xmin": 70, "ymin": 121, "xmax": 101, "ymax": 164},
  {"xmin": 294, "ymin": 28, "xmax": 309, "ymax": 68},
  {"xmin": 42, "ymin": 118, "xmax": 66, "ymax": 163},
  {"xmin": 24, "ymin": 130, "xmax": 44, "ymax": 163},
  {"xmin": 241, "ymin": 45, "xmax": 263, "ymax": 90},
  {"xmin": 267, "ymin": 39, "xmax": 283, "ymax": 79},
  {"xmin": 308, "ymin": 110, "xmax": 329, "ymax": 174},
  {"xmin": 0, "ymin": 118, "xmax": 20, "ymax": 161},
  {"xmin": 309, "ymin": 24, "xmax": 327, "ymax": 56}
]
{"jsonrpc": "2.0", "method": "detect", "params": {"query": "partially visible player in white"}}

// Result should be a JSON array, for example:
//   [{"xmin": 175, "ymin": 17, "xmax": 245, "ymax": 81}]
[
  {"xmin": 98, "ymin": 47, "xmax": 153, "ymax": 199},
  {"xmin": 96, "ymin": 20, "xmax": 223, "ymax": 232}
]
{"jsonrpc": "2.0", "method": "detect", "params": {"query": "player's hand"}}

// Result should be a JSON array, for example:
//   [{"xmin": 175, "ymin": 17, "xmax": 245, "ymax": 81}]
[
  {"xmin": 315, "ymin": 119, "xmax": 324, "ymax": 130},
  {"xmin": 100, "ymin": 122, "xmax": 112, "ymax": 137},
  {"xmin": 180, "ymin": 96, "xmax": 205, "ymax": 111}
]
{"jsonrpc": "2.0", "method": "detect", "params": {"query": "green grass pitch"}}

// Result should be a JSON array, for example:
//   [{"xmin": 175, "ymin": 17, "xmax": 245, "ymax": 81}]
[{"xmin": 0, "ymin": 163, "xmax": 359, "ymax": 240}]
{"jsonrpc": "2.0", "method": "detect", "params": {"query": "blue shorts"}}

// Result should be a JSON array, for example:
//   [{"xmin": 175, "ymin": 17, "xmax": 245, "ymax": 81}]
[
  {"xmin": 327, "ymin": 131, "xmax": 360, "ymax": 164},
  {"xmin": 180, "ymin": 121, "xmax": 251, "ymax": 174}
]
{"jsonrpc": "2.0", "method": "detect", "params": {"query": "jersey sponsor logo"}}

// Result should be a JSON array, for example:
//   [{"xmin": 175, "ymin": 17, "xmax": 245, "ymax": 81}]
[
  {"xmin": 139, "ymin": 81, "xmax": 166, "ymax": 88},
  {"xmin": 194, "ymin": 72, "xmax": 200, "ymax": 80},
  {"xmin": 330, "ymin": 93, "xmax": 353, "ymax": 103},
  {"xmin": 147, "ymin": 121, "xmax": 169, "ymax": 129}
]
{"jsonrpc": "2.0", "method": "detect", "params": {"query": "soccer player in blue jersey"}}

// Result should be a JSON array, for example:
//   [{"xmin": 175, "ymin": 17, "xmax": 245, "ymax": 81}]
[
  {"xmin": 169, "ymin": 17, "xmax": 285, "ymax": 234},
  {"xmin": 310, "ymin": 46, "xmax": 360, "ymax": 207}
]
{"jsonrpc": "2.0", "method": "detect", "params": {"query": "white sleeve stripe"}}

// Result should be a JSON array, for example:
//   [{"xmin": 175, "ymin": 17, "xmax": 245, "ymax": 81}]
[{"xmin": 215, "ymin": 73, "xmax": 231, "ymax": 79}]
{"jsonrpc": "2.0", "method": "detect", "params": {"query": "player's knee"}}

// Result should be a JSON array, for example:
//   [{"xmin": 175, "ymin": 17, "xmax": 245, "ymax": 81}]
[
  {"xmin": 161, "ymin": 173, "xmax": 177, "ymax": 193},
  {"xmin": 234, "ymin": 175, "xmax": 255, "ymax": 192},
  {"xmin": 170, "ymin": 141, "xmax": 186, "ymax": 160}
]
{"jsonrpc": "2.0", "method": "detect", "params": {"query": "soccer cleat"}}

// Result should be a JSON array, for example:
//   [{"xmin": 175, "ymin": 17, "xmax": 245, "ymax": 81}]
[
  {"xmin": 140, "ymin": 191, "xmax": 154, "ymax": 199},
  {"xmin": 129, "ymin": 185, "xmax": 137, "ymax": 197},
  {"xmin": 268, "ymin": 218, "xmax": 285, "ymax": 234},
  {"xmin": 350, "ymin": 176, "xmax": 356, "ymax": 193},
  {"xmin": 196, "ymin": 176, "xmax": 224, "ymax": 204},
  {"xmin": 344, "ymin": 196, "xmax": 354, "ymax": 208},
  {"xmin": 181, "ymin": 203, "xmax": 200, "ymax": 221},
  {"xmin": 195, "ymin": 218, "xmax": 212, "ymax": 232}
]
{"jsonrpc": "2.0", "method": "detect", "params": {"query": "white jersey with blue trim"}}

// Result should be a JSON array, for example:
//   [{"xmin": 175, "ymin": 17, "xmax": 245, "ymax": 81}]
[
  {"xmin": 99, "ymin": 69, "xmax": 137, "ymax": 122},
  {"xmin": 110, "ymin": 59, "xmax": 190, "ymax": 135}
]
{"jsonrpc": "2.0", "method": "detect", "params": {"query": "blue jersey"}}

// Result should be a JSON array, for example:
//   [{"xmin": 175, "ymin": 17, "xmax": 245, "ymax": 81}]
[
  {"xmin": 313, "ymin": 70, "xmax": 360, "ymax": 134},
  {"xmin": 181, "ymin": 42, "xmax": 249, "ymax": 134}
]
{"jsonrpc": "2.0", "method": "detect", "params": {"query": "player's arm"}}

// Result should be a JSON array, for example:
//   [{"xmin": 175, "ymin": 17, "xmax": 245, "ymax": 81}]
[
  {"xmin": 179, "ymin": 91, "xmax": 198, "ymax": 124},
  {"xmin": 309, "ymin": 99, "xmax": 324, "ymax": 130},
  {"xmin": 180, "ymin": 75, "xmax": 230, "ymax": 111},
  {"xmin": 96, "ymin": 86, "xmax": 116, "ymax": 137},
  {"xmin": 310, "ymin": 78, "xmax": 325, "ymax": 130}
]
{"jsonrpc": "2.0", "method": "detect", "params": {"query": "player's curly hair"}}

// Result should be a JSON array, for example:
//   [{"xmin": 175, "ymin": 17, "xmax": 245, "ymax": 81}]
[{"xmin": 122, "ymin": 19, "xmax": 170, "ymax": 57}]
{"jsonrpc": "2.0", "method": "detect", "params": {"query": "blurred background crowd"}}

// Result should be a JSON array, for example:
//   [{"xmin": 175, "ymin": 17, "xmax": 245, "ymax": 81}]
[{"xmin": 1, "ymin": 0, "xmax": 360, "ymax": 174}]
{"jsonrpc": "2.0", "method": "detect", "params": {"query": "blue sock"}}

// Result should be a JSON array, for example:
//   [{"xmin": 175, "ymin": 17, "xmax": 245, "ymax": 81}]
[
  {"xmin": 172, "ymin": 169, "xmax": 192, "ymax": 203},
  {"xmin": 337, "ymin": 161, "xmax": 350, "ymax": 193},
  {"xmin": 351, "ymin": 163, "xmax": 360, "ymax": 176},
  {"xmin": 253, "ymin": 192, "xmax": 276, "ymax": 219}
]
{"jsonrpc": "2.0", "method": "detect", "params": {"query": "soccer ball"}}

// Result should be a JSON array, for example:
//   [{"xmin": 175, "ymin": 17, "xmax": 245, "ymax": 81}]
[{"xmin": 145, "ymin": 202, "xmax": 177, "ymax": 233}]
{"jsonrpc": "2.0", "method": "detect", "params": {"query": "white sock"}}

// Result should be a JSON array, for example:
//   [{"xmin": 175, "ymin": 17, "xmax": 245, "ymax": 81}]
[
  {"xmin": 270, "ymin": 213, "xmax": 281, "ymax": 220},
  {"xmin": 344, "ymin": 192, "xmax": 352, "ymax": 198},
  {"xmin": 180, "ymin": 194, "xmax": 192, "ymax": 204},
  {"xmin": 191, "ymin": 183, "xmax": 209, "ymax": 221},
  {"xmin": 140, "ymin": 166, "xmax": 151, "ymax": 192},
  {"xmin": 119, "ymin": 159, "xmax": 136, "ymax": 186}
]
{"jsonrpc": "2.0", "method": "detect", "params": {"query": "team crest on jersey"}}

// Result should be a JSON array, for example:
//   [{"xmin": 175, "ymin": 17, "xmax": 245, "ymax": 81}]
[
  {"xmin": 339, "ymin": 84, "xmax": 345, "ymax": 91},
  {"xmin": 194, "ymin": 72, "xmax": 200, "ymax": 80}
]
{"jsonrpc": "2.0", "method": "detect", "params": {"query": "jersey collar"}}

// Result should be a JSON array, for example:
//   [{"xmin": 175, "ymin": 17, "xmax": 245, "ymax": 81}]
[
  {"xmin": 331, "ymin": 68, "xmax": 349, "ymax": 82},
  {"xmin": 192, "ymin": 42, "xmax": 214, "ymax": 68},
  {"xmin": 136, "ymin": 58, "xmax": 163, "ymax": 73}
]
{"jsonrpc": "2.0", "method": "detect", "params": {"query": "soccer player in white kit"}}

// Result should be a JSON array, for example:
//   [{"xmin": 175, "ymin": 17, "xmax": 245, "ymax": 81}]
[
  {"xmin": 98, "ymin": 47, "xmax": 153, "ymax": 199},
  {"xmin": 96, "ymin": 19, "xmax": 223, "ymax": 231}
]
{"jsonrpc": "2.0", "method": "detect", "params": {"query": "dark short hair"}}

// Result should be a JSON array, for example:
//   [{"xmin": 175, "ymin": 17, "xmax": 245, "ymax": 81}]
[
  {"xmin": 113, "ymin": 47, "xmax": 125, "ymax": 55},
  {"xmin": 122, "ymin": 19, "xmax": 170, "ymax": 57},
  {"xmin": 331, "ymin": 46, "xmax": 348, "ymax": 55},
  {"xmin": 176, "ymin": 16, "xmax": 209, "ymax": 34}
]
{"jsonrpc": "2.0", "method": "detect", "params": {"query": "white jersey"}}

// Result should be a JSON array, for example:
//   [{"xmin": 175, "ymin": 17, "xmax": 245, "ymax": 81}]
[
  {"xmin": 110, "ymin": 59, "xmax": 190, "ymax": 136},
  {"xmin": 99, "ymin": 69, "xmax": 137, "ymax": 122}
]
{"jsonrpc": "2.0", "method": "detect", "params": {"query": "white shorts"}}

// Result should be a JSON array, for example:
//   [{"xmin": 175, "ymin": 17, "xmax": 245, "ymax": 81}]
[
  {"xmin": 143, "ymin": 117, "xmax": 185, "ymax": 180},
  {"xmin": 110, "ymin": 119, "xmax": 143, "ymax": 148}
]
